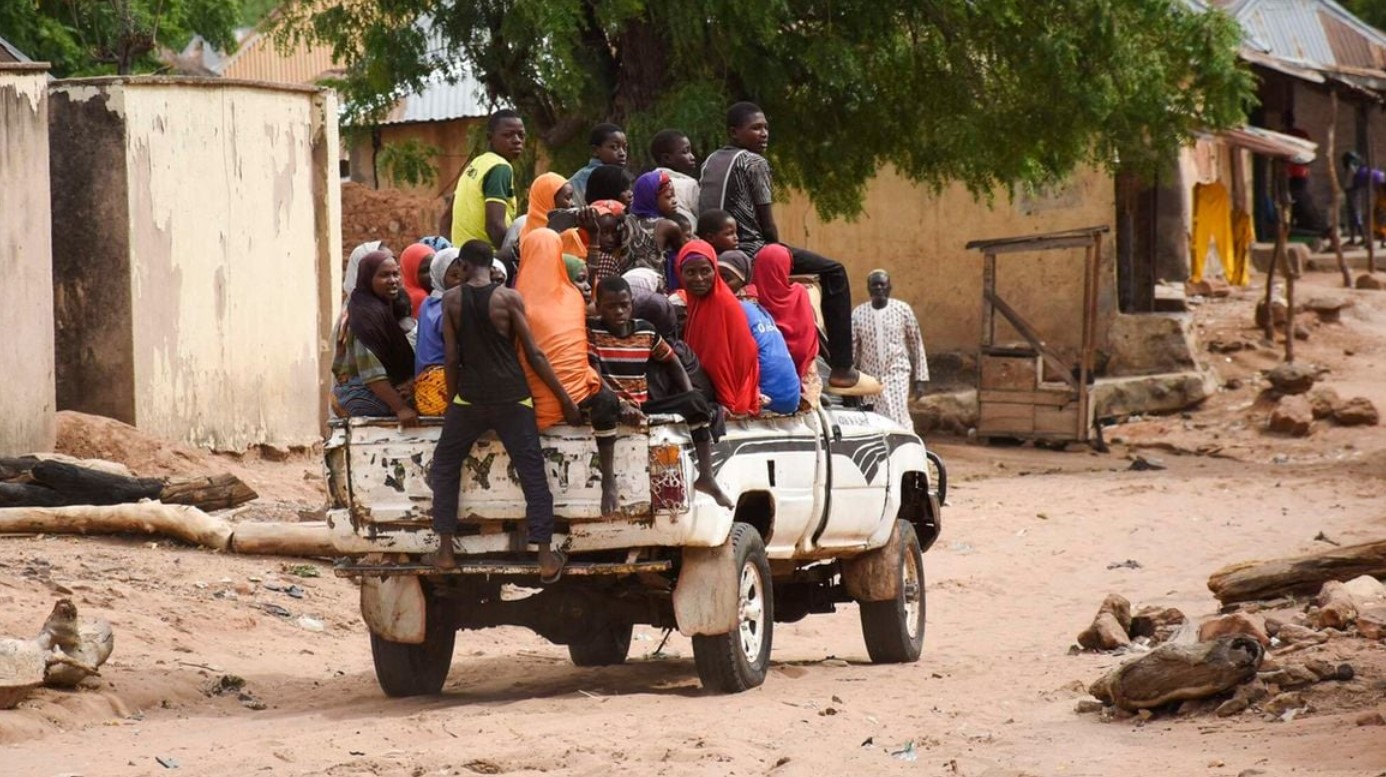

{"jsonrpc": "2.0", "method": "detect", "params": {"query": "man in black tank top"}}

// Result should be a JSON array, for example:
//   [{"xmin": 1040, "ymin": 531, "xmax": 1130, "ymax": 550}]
[{"xmin": 428, "ymin": 241, "xmax": 582, "ymax": 581}]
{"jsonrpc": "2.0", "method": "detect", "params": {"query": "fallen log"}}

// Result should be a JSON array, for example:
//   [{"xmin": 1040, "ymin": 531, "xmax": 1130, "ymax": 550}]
[
  {"xmin": 0, "ymin": 460, "xmax": 257, "ymax": 512},
  {"xmin": 0, "ymin": 503, "xmax": 233, "ymax": 550},
  {"xmin": 1089, "ymin": 636, "xmax": 1264, "ymax": 712},
  {"xmin": 1207, "ymin": 539, "xmax": 1386, "ymax": 604},
  {"xmin": 230, "ymin": 522, "xmax": 336, "ymax": 557}
]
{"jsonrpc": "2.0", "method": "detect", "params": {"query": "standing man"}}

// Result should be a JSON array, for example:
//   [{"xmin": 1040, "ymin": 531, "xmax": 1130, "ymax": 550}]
[
  {"xmin": 699, "ymin": 101, "xmax": 875, "ymax": 394},
  {"xmin": 429, "ymin": 240, "xmax": 581, "ymax": 582},
  {"xmin": 450, "ymin": 109, "xmax": 526, "ymax": 249},
  {"xmin": 852, "ymin": 270, "xmax": 928, "ymax": 431}
]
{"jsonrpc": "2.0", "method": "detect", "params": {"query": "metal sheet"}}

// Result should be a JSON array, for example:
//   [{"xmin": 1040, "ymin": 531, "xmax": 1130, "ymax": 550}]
[{"xmin": 336, "ymin": 559, "xmax": 672, "ymax": 577}]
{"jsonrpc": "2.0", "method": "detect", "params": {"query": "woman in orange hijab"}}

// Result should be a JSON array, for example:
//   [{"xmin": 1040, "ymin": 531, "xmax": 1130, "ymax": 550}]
[
  {"xmin": 516, "ymin": 228, "xmax": 623, "ymax": 514},
  {"xmin": 522, "ymin": 173, "xmax": 587, "ymax": 256},
  {"xmin": 398, "ymin": 242, "xmax": 434, "ymax": 318}
]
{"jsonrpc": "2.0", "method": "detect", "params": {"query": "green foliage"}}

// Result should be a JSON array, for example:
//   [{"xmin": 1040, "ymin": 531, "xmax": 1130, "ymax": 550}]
[
  {"xmin": 274, "ymin": 0, "xmax": 1255, "ymax": 219},
  {"xmin": 1342, "ymin": 0, "xmax": 1386, "ymax": 31},
  {"xmin": 377, "ymin": 138, "xmax": 442, "ymax": 188},
  {"xmin": 1, "ymin": 0, "xmax": 240, "ymax": 76}
]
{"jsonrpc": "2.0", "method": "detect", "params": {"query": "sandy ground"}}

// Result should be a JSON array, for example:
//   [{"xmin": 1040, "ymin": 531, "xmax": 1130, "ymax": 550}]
[{"xmin": 3, "ymin": 271, "xmax": 1386, "ymax": 777}]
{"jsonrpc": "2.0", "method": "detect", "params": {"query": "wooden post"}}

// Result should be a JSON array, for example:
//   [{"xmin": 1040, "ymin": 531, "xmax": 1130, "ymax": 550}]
[
  {"xmin": 1263, "ymin": 163, "xmax": 1281, "ymax": 343},
  {"xmin": 1326, "ymin": 91, "xmax": 1352, "ymax": 288},
  {"xmin": 1277, "ymin": 163, "xmax": 1295, "ymax": 363},
  {"xmin": 1367, "ymin": 107, "xmax": 1377, "ymax": 274}
]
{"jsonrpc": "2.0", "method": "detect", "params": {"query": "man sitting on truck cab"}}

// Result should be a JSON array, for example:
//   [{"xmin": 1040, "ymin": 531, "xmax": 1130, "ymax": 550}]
[
  {"xmin": 428, "ymin": 240, "xmax": 581, "ymax": 582},
  {"xmin": 589, "ymin": 276, "xmax": 734, "ymax": 509}
]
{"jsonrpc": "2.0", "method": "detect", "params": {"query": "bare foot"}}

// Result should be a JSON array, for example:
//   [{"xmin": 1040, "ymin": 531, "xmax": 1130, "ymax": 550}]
[
  {"xmin": 538, "ymin": 546, "xmax": 566, "ymax": 583},
  {"xmin": 695, "ymin": 475, "xmax": 734, "ymax": 509},
  {"xmin": 427, "ymin": 541, "xmax": 458, "ymax": 571},
  {"xmin": 601, "ymin": 481, "xmax": 620, "ymax": 517},
  {"xmin": 828, "ymin": 366, "xmax": 861, "ymax": 388}
]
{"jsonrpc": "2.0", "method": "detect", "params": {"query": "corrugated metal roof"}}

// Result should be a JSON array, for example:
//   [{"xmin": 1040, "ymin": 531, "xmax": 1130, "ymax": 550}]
[
  {"xmin": 379, "ymin": 67, "xmax": 494, "ymax": 125},
  {"xmin": 0, "ymin": 35, "xmax": 31, "ymax": 63},
  {"xmin": 1225, "ymin": 0, "xmax": 1386, "ymax": 72}
]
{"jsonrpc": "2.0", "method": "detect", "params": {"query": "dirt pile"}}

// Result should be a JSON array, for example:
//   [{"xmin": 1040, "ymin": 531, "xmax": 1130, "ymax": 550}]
[
  {"xmin": 340, "ymin": 182, "xmax": 445, "ymax": 265},
  {"xmin": 54, "ymin": 411, "xmax": 214, "ymax": 479}
]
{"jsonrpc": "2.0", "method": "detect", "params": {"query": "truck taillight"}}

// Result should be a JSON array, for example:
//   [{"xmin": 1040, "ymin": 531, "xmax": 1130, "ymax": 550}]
[{"xmin": 649, "ymin": 444, "xmax": 687, "ymax": 511}]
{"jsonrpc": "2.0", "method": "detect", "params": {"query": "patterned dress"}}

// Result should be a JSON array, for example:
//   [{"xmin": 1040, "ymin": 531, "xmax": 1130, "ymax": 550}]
[{"xmin": 851, "ymin": 299, "xmax": 928, "ymax": 429}]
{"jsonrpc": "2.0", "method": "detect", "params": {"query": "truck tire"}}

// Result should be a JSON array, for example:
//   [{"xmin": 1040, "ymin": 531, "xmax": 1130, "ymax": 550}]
[
  {"xmin": 859, "ymin": 520, "xmax": 926, "ymax": 664},
  {"xmin": 692, "ymin": 523, "xmax": 774, "ymax": 693},
  {"xmin": 369, "ymin": 596, "xmax": 456, "ymax": 697},
  {"xmin": 567, "ymin": 622, "xmax": 634, "ymax": 666}
]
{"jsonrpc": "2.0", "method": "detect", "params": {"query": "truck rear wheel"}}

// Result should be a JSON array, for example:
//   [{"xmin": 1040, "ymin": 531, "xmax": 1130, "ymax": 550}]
[
  {"xmin": 567, "ymin": 622, "xmax": 633, "ymax": 666},
  {"xmin": 859, "ymin": 520, "xmax": 926, "ymax": 664},
  {"xmin": 369, "ymin": 596, "xmax": 456, "ymax": 697},
  {"xmin": 692, "ymin": 523, "xmax": 774, "ymax": 693}
]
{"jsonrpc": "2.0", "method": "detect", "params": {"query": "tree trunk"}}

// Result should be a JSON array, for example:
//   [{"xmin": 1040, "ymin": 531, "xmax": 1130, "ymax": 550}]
[
  {"xmin": 0, "ymin": 504, "xmax": 234, "ymax": 550},
  {"xmin": 1207, "ymin": 539, "xmax": 1386, "ymax": 604},
  {"xmin": 0, "ymin": 460, "xmax": 257, "ymax": 512},
  {"xmin": 230, "ymin": 522, "xmax": 336, "ymax": 557},
  {"xmin": 1088, "ymin": 636, "xmax": 1264, "ymax": 711},
  {"xmin": 1326, "ymin": 91, "xmax": 1353, "ymax": 287}
]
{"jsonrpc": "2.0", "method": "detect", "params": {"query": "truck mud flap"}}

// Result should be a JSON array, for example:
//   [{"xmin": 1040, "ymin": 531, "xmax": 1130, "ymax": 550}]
[
  {"xmin": 672, "ymin": 543, "xmax": 741, "ymax": 637},
  {"xmin": 840, "ymin": 521, "xmax": 902, "ymax": 603},
  {"xmin": 361, "ymin": 575, "xmax": 426, "ymax": 644}
]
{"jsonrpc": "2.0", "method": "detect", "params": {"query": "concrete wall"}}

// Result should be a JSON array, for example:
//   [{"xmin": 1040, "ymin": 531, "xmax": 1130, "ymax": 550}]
[
  {"xmin": 50, "ymin": 77, "xmax": 341, "ymax": 451},
  {"xmin": 0, "ymin": 64, "xmax": 56, "ymax": 455},
  {"xmin": 777, "ymin": 166, "xmax": 1117, "ymax": 382},
  {"xmin": 349, "ymin": 117, "xmax": 485, "ymax": 199}
]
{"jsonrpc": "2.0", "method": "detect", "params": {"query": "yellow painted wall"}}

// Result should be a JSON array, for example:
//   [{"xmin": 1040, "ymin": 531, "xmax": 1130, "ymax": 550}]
[
  {"xmin": 0, "ymin": 65, "xmax": 56, "ymax": 454},
  {"xmin": 777, "ymin": 166, "xmax": 1117, "ymax": 365}
]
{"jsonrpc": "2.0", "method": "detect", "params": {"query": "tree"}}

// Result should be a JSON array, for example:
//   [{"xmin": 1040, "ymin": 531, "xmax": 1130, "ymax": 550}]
[
  {"xmin": 275, "ymin": 0, "xmax": 1254, "ymax": 219},
  {"xmin": 1341, "ymin": 0, "xmax": 1386, "ymax": 31},
  {"xmin": 0, "ymin": 0, "xmax": 240, "ymax": 76}
]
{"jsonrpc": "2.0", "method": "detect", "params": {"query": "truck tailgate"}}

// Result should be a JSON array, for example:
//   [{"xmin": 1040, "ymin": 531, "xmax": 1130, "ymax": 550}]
[{"xmin": 328, "ymin": 419, "xmax": 652, "ymax": 526}]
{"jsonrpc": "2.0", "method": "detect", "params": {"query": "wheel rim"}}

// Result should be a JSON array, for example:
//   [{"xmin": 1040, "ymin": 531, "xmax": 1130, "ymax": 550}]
[
  {"xmin": 738, "ymin": 560, "xmax": 765, "ymax": 661},
  {"xmin": 902, "ymin": 546, "xmax": 922, "ymax": 640}
]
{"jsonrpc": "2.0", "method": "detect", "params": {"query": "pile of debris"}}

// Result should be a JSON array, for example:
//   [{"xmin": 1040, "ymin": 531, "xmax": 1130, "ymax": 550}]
[
  {"xmin": 341, "ymin": 182, "xmax": 445, "ymax": 264},
  {"xmin": 0, "ymin": 599, "xmax": 113, "ymax": 709},
  {"xmin": 1262, "ymin": 363, "xmax": 1378, "ymax": 437},
  {"xmin": 1074, "ymin": 539, "xmax": 1385, "ymax": 722}
]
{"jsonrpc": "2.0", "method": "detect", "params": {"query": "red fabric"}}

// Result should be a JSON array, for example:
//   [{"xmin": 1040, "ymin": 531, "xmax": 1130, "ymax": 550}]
[
  {"xmin": 676, "ymin": 240, "xmax": 760, "ymax": 415},
  {"xmin": 752, "ymin": 244, "xmax": 819, "ymax": 377},
  {"xmin": 398, "ymin": 243, "xmax": 433, "ymax": 317}
]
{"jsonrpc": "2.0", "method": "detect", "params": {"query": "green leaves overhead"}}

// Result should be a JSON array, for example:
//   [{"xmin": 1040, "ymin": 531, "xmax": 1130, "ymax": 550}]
[{"xmin": 276, "ymin": 0, "xmax": 1253, "ymax": 218}]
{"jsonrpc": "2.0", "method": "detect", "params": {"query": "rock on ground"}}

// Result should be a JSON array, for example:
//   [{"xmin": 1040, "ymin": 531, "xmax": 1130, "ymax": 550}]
[
  {"xmin": 1307, "ymin": 388, "xmax": 1341, "ymax": 420},
  {"xmin": 1268, "ymin": 395, "xmax": 1314, "ymax": 437},
  {"xmin": 1265, "ymin": 363, "xmax": 1317, "ymax": 395},
  {"xmin": 1332, "ymin": 397, "xmax": 1380, "ymax": 427},
  {"xmin": 1199, "ymin": 613, "xmax": 1270, "ymax": 647},
  {"xmin": 1077, "ymin": 594, "xmax": 1132, "ymax": 651},
  {"xmin": 1356, "ymin": 273, "xmax": 1384, "ymax": 290}
]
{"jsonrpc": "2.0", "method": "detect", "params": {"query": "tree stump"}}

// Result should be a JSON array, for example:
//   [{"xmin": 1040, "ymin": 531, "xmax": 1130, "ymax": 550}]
[
  {"xmin": 1089, "ymin": 636, "xmax": 1264, "ymax": 712},
  {"xmin": 1208, "ymin": 539, "xmax": 1386, "ymax": 604}
]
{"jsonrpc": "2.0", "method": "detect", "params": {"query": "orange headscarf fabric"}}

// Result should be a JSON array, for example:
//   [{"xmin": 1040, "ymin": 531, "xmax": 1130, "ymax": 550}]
[
  {"xmin": 523, "ymin": 172, "xmax": 588, "ymax": 257},
  {"xmin": 516, "ymin": 228, "xmax": 603, "ymax": 428},
  {"xmin": 753, "ymin": 244, "xmax": 819, "ymax": 377},
  {"xmin": 677, "ymin": 240, "xmax": 760, "ymax": 415},
  {"xmin": 399, "ymin": 243, "xmax": 434, "ymax": 317}
]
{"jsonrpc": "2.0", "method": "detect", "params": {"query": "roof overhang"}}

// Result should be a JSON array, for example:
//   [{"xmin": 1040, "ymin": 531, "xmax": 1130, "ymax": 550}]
[{"xmin": 1210, "ymin": 125, "xmax": 1318, "ymax": 163}]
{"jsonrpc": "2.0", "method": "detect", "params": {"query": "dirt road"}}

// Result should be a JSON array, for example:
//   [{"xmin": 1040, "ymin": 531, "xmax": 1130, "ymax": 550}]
[{"xmin": 2, "ymin": 274, "xmax": 1385, "ymax": 776}]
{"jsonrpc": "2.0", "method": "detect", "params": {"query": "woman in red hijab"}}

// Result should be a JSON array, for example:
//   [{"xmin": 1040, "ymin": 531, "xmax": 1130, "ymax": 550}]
[
  {"xmin": 676, "ymin": 241, "xmax": 760, "ymax": 416},
  {"xmin": 752, "ymin": 244, "xmax": 819, "ymax": 378},
  {"xmin": 398, "ymin": 242, "xmax": 435, "ymax": 317}
]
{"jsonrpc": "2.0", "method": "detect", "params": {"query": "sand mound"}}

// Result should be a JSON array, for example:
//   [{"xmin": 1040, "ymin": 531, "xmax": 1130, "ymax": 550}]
[
  {"xmin": 54, "ymin": 411, "xmax": 214, "ymax": 478},
  {"xmin": 340, "ymin": 182, "xmax": 445, "ymax": 265}
]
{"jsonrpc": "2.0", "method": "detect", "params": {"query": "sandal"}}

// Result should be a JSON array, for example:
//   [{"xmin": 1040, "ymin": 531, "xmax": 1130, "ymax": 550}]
[{"xmin": 539, "ymin": 549, "xmax": 568, "ymax": 585}]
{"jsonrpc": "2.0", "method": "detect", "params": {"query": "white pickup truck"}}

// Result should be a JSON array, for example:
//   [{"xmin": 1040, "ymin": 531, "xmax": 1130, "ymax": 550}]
[{"xmin": 325, "ymin": 402, "xmax": 945, "ymax": 696}]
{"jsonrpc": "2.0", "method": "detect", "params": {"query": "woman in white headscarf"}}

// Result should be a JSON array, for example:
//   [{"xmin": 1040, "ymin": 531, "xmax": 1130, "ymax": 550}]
[
  {"xmin": 623, "ymin": 267, "xmax": 662, "ymax": 296},
  {"xmin": 413, "ymin": 247, "xmax": 462, "ymax": 415}
]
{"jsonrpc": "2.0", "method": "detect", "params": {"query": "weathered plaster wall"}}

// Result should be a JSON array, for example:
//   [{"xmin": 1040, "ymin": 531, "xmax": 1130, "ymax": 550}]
[
  {"xmin": 777, "ymin": 166, "xmax": 1117, "ymax": 381},
  {"xmin": 49, "ymin": 77, "xmax": 340, "ymax": 451},
  {"xmin": 0, "ymin": 65, "xmax": 56, "ymax": 455}
]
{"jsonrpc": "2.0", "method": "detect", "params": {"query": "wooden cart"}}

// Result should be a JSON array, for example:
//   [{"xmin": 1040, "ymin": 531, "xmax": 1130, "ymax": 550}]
[{"xmin": 965, "ymin": 226, "xmax": 1108, "ymax": 446}]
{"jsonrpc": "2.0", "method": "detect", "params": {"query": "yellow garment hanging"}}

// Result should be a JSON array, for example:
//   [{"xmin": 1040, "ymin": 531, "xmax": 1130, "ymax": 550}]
[
  {"xmin": 1229, "ymin": 209, "xmax": 1253, "ymax": 286},
  {"xmin": 1190, "ymin": 182, "xmax": 1236, "ymax": 284}
]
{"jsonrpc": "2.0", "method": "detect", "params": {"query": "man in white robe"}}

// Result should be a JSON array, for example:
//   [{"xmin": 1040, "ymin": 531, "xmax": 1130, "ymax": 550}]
[{"xmin": 851, "ymin": 270, "xmax": 928, "ymax": 430}]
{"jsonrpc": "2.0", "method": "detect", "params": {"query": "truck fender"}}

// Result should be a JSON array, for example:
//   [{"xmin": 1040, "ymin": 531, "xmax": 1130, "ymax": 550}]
[
  {"xmin": 672, "ymin": 542, "xmax": 741, "ymax": 637},
  {"xmin": 840, "ymin": 521, "xmax": 902, "ymax": 603},
  {"xmin": 360, "ymin": 575, "xmax": 426, "ymax": 644}
]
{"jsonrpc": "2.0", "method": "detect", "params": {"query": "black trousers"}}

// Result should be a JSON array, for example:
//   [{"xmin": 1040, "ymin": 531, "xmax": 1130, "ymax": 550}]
[
  {"xmin": 642, "ymin": 390, "xmax": 713, "ymax": 443},
  {"xmin": 581, "ymin": 385, "xmax": 621, "ymax": 437},
  {"xmin": 429, "ymin": 400, "xmax": 555, "ymax": 543},
  {"xmin": 788, "ymin": 245, "xmax": 853, "ymax": 371}
]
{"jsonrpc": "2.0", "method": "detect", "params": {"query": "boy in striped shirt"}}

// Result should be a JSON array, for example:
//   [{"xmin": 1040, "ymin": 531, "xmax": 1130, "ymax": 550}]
[{"xmin": 588, "ymin": 276, "xmax": 733, "ymax": 509}]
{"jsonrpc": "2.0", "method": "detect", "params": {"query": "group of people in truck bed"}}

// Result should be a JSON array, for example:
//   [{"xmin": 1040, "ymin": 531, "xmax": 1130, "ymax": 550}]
[{"xmin": 330, "ymin": 103, "xmax": 927, "ymax": 579}]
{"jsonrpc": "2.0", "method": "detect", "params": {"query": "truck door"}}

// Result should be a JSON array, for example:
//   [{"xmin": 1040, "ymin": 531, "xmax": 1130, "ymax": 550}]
[{"xmin": 810, "ymin": 406, "xmax": 890, "ymax": 549}]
